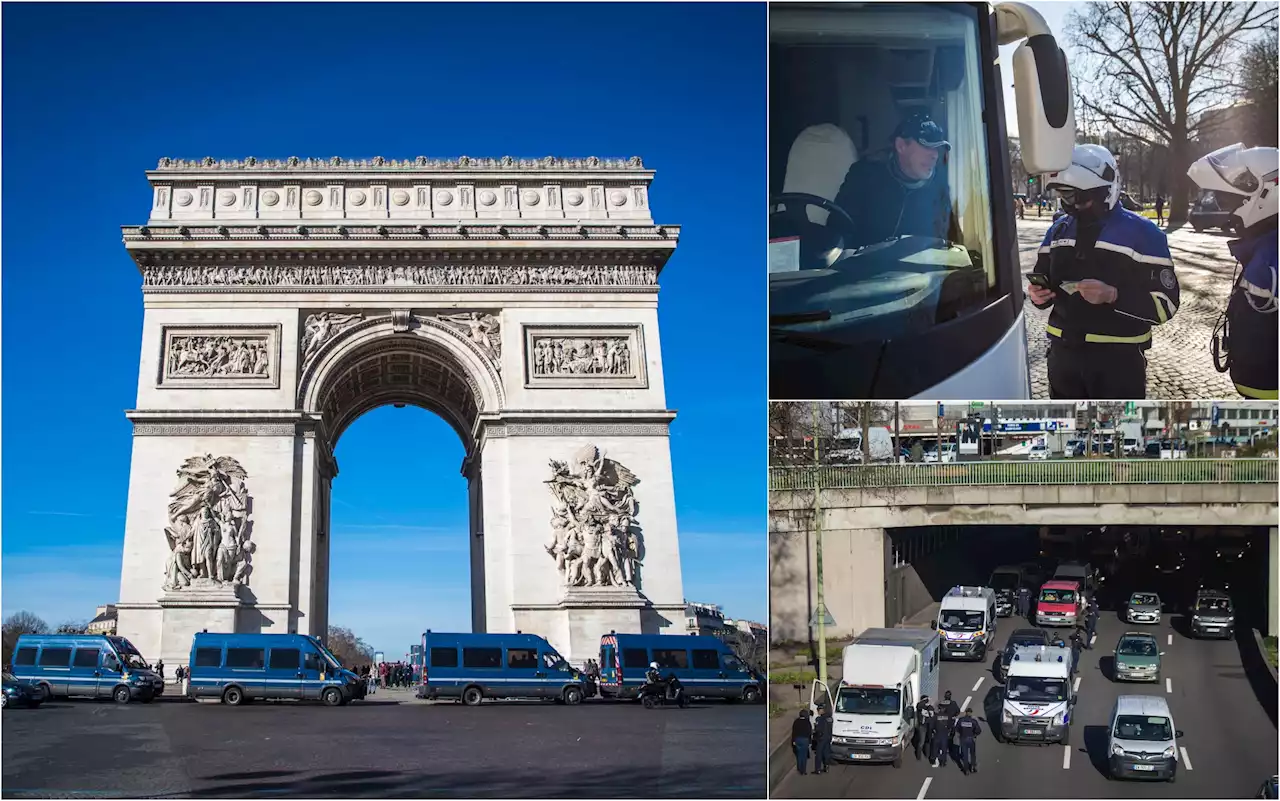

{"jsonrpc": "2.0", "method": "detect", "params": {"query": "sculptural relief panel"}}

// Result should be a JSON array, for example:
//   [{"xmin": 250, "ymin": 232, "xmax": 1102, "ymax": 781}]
[
  {"xmin": 159, "ymin": 325, "xmax": 281, "ymax": 388},
  {"xmin": 162, "ymin": 455, "xmax": 255, "ymax": 593},
  {"xmin": 523, "ymin": 324, "xmax": 647, "ymax": 389},
  {"xmin": 544, "ymin": 445, "xmax": 643, "ymax": 591}
]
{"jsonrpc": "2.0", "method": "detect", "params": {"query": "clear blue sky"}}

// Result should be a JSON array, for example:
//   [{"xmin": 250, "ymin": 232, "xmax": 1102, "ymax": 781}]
[{"xmin": 1, "ymin": 2, "xmax": 766, "ymax": 656}]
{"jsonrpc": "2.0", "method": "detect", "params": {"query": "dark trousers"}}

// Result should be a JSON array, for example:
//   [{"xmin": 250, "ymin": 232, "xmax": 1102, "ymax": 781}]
[
  {"xmin": 814, "ymin": 739, "xmax": 832, "ymax": 772},
  {"xmin": 1071, "ymin": 648, "xmax": 1081, "ymax": 676},
  {"xmin": 793, "ymin": 738, "xmax": 810, "ymax": 775},
  {"xmin": 932, "ymin": 730, "xmax": 949, "ymax": 765},
  {"xmin": 1048, "ymin": 342, "xmax": 1147, "ymax": 399},
  {"xmin": 915, "ymin": 725, "xmax": 932, "ymax": 759},
  {"xmin": 1086, "ymin": 619, "xmax": 1097, "ymax": 647},
  {"xmin": 960, "ymin": 739, "xmax": 978, "ymax": 772}
]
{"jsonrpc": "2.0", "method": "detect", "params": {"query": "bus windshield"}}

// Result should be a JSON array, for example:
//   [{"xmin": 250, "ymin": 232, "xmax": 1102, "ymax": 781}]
[{"xmin": 770, "ymin": 2, "xmax": 1008, "ymax": 398}]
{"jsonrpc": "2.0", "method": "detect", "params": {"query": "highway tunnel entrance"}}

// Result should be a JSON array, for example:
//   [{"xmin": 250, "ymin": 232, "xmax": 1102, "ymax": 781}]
[{"xmin": 884, "ymin": 524, "xmax": 1273, "ymax": 632}]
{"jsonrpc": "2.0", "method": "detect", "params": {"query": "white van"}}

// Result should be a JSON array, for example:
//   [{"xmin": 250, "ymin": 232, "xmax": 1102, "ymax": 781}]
[
  {"xmin": 1107, "ymin": 695, "xmax": 1182, "ymax": 782},
  {"xmin": 933, "ymin": 586, "xmax": 997, "ymax": 661},
  {"xmin": 1000, "ymin": 644, "xmax": 1075, "ymax": 744}
]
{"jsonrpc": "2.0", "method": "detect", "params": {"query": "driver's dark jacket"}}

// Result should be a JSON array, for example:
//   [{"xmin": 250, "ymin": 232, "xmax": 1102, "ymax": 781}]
[
  {"xmin": 1224, "ymin": 222, "xmax": 1277, "ymax": 399},
  {"xmin": 1031, "ymin": 204, "xmax": 1178, "ymax": 348},
  {"xmin": 832, "ymin": 155, "xmax": 952, "ymax": 250}
]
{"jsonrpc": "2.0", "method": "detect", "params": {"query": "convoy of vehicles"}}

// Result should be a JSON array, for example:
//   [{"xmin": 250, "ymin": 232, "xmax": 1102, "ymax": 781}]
[
  {"xmin": 10, "ymin": 634, "xmax": 163, "ymax": 704},
  {"xmin": 1112, "ymin": 633, "xmax": 1162, "ymax": 683},
  {"xmin": 933, "ymin": 586, "xmax": 998, "ymax": 661},
  {"xmin": 812, "ymin": 627, "xmax": 941, "ymax": 767},
  {"xmin": 188, "ymin": 632, "xmax": 365, "ymax": 706},
  {"xmin": 1000, "ymin": 644, "xmax": 1075, "ymax": 744}
]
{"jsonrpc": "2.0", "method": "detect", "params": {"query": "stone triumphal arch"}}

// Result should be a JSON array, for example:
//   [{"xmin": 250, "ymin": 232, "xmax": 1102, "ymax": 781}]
[{"xmin": 114, "ymin": 156, "xmax": 686, "ymax": 665}]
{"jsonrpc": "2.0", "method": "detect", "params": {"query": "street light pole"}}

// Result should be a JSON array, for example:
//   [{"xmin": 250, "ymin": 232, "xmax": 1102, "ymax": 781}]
[{"xmin": 812, "ymin": 402, "xmax": 827, "ymax": 689}]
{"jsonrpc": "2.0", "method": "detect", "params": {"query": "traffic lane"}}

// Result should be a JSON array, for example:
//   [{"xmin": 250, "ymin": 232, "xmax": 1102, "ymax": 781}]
[{"xmin": 1, "ymin": 698, "xmax": 765, "ymax": 798}]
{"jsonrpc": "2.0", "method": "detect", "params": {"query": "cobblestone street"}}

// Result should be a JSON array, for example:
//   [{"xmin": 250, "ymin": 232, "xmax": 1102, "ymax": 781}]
[{"xmin": 1018, "ymin": 215, "xmax": 1241, "ymax": 399}]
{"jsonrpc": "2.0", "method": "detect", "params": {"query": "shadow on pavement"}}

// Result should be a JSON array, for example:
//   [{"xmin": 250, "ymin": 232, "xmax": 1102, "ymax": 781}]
[
  {"xmin": 1234, "ymin": 630, "xmax": 1278, "ymax": 729},
  {"xmin": 1080, "ymin": 724, "xmax": 1111, "ymax": 779},
  {"xmin": 1099, "ymin": 655, "xmax": 1116, "ymax": 683}
]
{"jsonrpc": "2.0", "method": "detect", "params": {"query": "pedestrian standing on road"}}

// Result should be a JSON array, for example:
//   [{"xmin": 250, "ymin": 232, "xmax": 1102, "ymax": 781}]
[
  {"xmin": 1155, "ymin": 195, "xmax": 1165, "ymax": 225},
  {"xmin": 1027, "ymin": 144, "xmax": 1179, "ymax": 399},
  {"xmin": 955, "ymin": 708, "xmax": 982, "ymax": 775},
  {"xmin": 813, "ymin": 705, "xmax": 834, "ymax": 774},
  {"xmin": 156, "ymin": 660, "xmax": 165, "ymax": 680},
  {"xmin": 792, "ymin": 709, "xmax": 813, "ymax": 776},
  {"xmin": 915, "ymin": 695, "xmax": 936, "ymax": 761}
]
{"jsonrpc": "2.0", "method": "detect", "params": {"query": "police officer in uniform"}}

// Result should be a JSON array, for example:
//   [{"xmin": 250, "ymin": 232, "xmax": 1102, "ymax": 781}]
[
  {"xmin": 1028, "ymin": 145, "xmax": 1179, "ymax": 398},
  {"xmin": 1017, "ymin": 585, "xmax": 1031, "ymax": 621},
  {"xmin": 1069, "ymin": 631, "xmax": 1084, "ymax": 678},
  {"xmin": 915, "ymin": 694, "xmax": 937, "ymax": 761},
  {"xmin": 955, "ymin": 707, "xmax": 982, "ymax": 775},
  {"xmin": 1085, "ymin": 601, "xmax": 1100, "ymax": 649},
  {"xmin": 1188, "ymin": 144, "xmax": 1278, "ymax": 399},
  {"xmin": 931, "ymin": 696, "xmax": 954, "ymax": 768}
]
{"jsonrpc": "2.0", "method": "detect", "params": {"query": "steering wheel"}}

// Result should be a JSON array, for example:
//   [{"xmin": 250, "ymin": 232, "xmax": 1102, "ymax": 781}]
[{"xmin": 770, "ymin": 192, "xmax": 859, "ymax": 242}]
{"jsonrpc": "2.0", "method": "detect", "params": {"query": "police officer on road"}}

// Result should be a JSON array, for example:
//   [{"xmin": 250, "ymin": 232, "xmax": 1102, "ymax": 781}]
[
  {"xmin": 1028, "ymin": 144, "xmax": 1179, "ymax": 398},
  {"xmin": 812, "ymin": 705, "xmax": 834, "ymax": 774},
  {"xmin": 1017, "ymin": 585, "xmax": 1031, "ymax": 620},
  {"xmin": 955, "ymin": 707, "xmax": 982, "ymax": 775},
  {"xmin": 1085, "ymin": 601, "xmax": 1100, "ymax": 649},
  {"xmin": 931, "ymin": 696, "xmax": 954, "ymax": 768},
  {"xmin": 915, "ymin": 694, "xmax": 936, "ymax": 761},
  {"xmin": 1069, "ymin": 631, "xmax": 1083, "ymax": 677},
  {"xmin": 1188, "ymin": 144, "xmax": 1278, "ymax": 400}
]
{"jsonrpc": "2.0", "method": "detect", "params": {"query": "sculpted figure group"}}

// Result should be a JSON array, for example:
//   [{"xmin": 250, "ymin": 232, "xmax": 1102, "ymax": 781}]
[
  {"xmin": 532, "ymin": 337, "xmax": 631, "ymax": 377},
  {"xmin": 545, "ymin": 445, "xmax": 643, "ymax": 589},
  {"xmin": 162, "ymin": 455, "xmax": 254, "ymax": 592},
  {"xmin": 169, "ymin": 335, "xmax": 269, "ymax": 378}
]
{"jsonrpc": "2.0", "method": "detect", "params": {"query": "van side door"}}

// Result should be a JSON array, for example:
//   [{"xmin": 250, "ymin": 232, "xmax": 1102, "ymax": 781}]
[
  {"xmin": 266, "ymin": 645, "xmax": 303, "ymax": 699},
  {"xmin": 224, "ymin": 645, "xmax": 266, "ymax": 699},
  {"xmin": 652, "ymin": 646, "xmax": 691, "ymax": 696},
  {"xmin": 190, "ymin": 645, "xmax": 223, "ymax": 699},
  {"xmin": 691, "ymin": 646, "xmax": 726, "ymax": 698},
  {"xmin": 36, "ymin": 644, "xmax": 73, "ymax": 697},
  {"xmin": 504, "ymin": 644, "xmax": 541, "ymax": 698},
  {"xmin": 299, "ymin": 650, "xmax": 326, "ymax": 700},
  {"xmin": 70, "ymin": 645, "xmax": 103, "ymax": 698}
]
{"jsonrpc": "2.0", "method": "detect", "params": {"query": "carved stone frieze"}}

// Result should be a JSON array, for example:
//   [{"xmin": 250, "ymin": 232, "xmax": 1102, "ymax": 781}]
[
  {"xmin": 545, "ymin": 445, "xmax": 643, "ymax": 590},
  {"xmin": 163, "ymin": 455, "xmax": 254, "ymax": 592},
  {"xmin": 155, "ymin": 156, "xmax": 646, "ymax": 171},
  {"xmin": 300, "ymin": 312, "xmax": 363, "ymax": 366},
  {"xmin": 141, "ymin": 264, "xmax": 658, "ymax": 289},
  {"xmin": 438, "ymin": 312, "xmax": 501, "ymax": 364},
  {"xmin": 523, "ymin": 325, "xmax": 647, "ymax": 389},
  {"xmin": 160, "ymin": 326, "xmax": 281, "ymax": 388}
]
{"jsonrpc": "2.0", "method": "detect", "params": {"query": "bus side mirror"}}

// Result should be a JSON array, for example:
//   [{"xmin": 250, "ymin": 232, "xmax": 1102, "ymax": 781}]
[{"xmin": 998, "ymin": 4, "xmax": 1075, "ymax": 174}]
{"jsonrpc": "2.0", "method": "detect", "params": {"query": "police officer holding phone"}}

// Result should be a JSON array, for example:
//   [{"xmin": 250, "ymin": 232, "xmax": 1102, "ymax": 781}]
[{"xmin": 1027, "ymin": 145, "xmax": 1179, "ymax": 399}]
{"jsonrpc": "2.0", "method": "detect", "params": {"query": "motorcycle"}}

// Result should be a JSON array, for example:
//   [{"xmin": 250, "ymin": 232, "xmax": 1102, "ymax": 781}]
[{"xmin": 639, "ymin": 678, "xmax": 690, "ymax": 709}]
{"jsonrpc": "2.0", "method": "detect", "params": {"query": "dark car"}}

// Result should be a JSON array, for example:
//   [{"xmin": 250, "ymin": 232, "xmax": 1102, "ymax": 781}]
[
  {"xmin": 1189, "ymin": 189, "xmax": 1242, "ymax": 234},
  {"xmin": 995, "ymin": 628, "xmax": 1051, "ymax": 682},
  {"xmin": 1190, "ymin": 590, "xmax": 1235, "ymax": 639},
  {"xmin": 2, "ymin": 672, "xmax": 42, "ymax": 709}
]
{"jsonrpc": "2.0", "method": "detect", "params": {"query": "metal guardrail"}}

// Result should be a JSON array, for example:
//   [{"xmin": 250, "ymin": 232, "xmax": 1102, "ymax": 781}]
[{"xmin": 768, "ymin": 458, "xmax": 1278, "ymax": 490}]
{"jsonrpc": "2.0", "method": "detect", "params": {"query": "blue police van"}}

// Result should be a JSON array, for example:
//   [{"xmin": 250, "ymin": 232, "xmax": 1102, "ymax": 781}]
[
  {"xmin": 10, "ymin": 634, "xmax": 164, "ymax": 704},
  {"xmin": 598, "ymin": 633, "xmax": 762, "ymax": 702},
  {"xmin": 415, "ymin": 632, "xmax": 589, "ymax": 706},
  {"xmin": 188, "ymin": 632, "xmax": 366, "ymax": 706}
]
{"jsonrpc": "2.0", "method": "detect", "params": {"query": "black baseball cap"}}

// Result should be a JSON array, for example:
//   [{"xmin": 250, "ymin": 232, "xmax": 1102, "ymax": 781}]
[{"xmin": 893, "ymin": 113, "xmax": 951, "ymax": 150}]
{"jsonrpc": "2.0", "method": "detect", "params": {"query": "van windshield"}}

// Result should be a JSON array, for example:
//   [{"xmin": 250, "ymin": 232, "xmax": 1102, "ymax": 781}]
[
  {"xmin": 939, "ymin": 610, "xmax": 985, "ymax": 632},
  {"xmin": 988, "ymin": 572, "xmax": 1020, "ymax": 591},
  {"xmin": 1114, "ymin": 714, "xmax": 1173, "ymax": 741},
  {"xmin": 1039, "ymin": 589, "xmax": 1075, "ymax": 604},
  {"xmin": 306, "ymin": 636, "xmax": 342, "ymax": 669},
  {"xmin": 542, "ymin": 652, "xmax": 570, "ymax": 671},
  {"xmin": 1005, "ymin": 677, "xmax": 1067, "ymax": 702},
  {"xmin": 837, "ymin": 686, "xmax": 901, "ymax": 715},
  {"xmin": 121, "ymin": 653, "xmax": 149, "ymax": 669}
]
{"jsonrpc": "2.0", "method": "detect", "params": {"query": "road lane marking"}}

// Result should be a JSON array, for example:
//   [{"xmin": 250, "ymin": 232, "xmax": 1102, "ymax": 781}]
[
  {"xmin": 971, "ymin": 677, "xmax": 984, "ymax": 692},
  {"xmin": 1168, "ymin": 634, "xmax": 1173, "ymax": 645},
  {"xmin": 1063, "ymin": 745, "xmax": 1071, "ymax": 769},
  {"xmin": 1073, "ymin": 676, "xmax": 1081, "ymax": 692},
  {"xmin": 1090, "ymin": 634, "xmax": 1097, "ymax": 646},
  {"xmin": 1166, "ymin": 678, "xmax": 1172, "ymax": 693},
  {"xmin": 961, "ymin": 695, "xmax": 972, "ymax": 712},
  {"xmin": 917, "ymin": 777, "xmax": 933, "ymax": 799},
  {"xmin": 1180, "ymin": 747, "xmax": 1193, "ymax": 770}
]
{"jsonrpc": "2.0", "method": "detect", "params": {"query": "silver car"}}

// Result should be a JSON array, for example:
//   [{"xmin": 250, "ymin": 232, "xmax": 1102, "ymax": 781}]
[{"xmin": 1124, "ymin": 592, "xmax": 1162, "ymax": 625}]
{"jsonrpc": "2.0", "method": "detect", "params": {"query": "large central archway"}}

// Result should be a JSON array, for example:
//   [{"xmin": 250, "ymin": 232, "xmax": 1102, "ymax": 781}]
[{"xmin": 113, "ymin": 155, "xmax": 687, "ymax": 665}]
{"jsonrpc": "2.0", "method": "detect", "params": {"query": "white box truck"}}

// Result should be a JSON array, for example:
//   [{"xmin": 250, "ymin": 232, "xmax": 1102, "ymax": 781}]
[{"xmin": 811, "ymin": 628, "xmax": 940, "ymax": 768}]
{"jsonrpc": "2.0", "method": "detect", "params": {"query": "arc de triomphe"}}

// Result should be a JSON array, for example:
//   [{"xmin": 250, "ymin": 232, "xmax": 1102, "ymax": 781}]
[{"xmin": 114, "ymin": 155, "xmax": 686, "ymax": 665}]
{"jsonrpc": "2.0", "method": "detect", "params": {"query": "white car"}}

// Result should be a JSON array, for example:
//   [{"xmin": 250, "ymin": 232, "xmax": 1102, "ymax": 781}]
[
  {"xmin": 1028, "ymin": 444, "xmax": 1048, "ymax": 460},
  {"xmin": 925, "ymin": 445, "xmax": 957, "ymax": 463}
]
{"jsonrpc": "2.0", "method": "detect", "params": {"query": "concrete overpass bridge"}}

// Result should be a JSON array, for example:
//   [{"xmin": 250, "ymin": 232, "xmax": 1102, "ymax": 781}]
[{"xmin": 769, "ymin": 459, "xmax": 1278, "ymax": 643}]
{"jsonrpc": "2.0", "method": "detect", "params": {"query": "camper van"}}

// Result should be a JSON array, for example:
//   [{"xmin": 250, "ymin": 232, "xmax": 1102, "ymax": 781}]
[
  {"xmin": 1000, "ymin": 644, "xmax": 1075, "ymax": 744},
  {"xmin": 933, "ymin": 586, "xmax": 998, "ymax": 660},
  {"xmin": 812, "ymin": 628, "xmax": 940, "ymax": 767}
]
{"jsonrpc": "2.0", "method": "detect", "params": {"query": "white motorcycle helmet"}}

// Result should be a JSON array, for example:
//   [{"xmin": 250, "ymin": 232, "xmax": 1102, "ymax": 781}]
[
  {"xmin": 1187, "ymin": 143, "xmax": 1279, "ymax": 230},
  {"xmin": 650, "ymin": 662, "xmax": 659, "ymax": 670},
  {"xmin": 1045, "ymin": 144, "xmax": 1121, "ymax": 212}
]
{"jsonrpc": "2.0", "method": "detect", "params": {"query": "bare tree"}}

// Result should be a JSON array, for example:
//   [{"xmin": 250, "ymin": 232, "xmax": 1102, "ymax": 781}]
[
  {"xmin": 1067, "ymin": 2, "xmax": 1278, "ymax": 223},
  {"xmin": 55, "ymin": 621, "xmax": 88, "ymax": 635},
  {"xmin": 326, "ymin": 625, "xmax": 376, "ymax": 669},
  {"xmin": 2, "ymin": 611, "xmax": 50, "ymax": 667},
  {"xmin": 1240, "ymin": 33, "xmax": 1278, "ymax": 145}
]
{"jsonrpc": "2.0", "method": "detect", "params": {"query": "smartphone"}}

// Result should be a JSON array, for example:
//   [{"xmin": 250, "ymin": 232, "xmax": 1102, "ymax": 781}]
[{"xmin": 1025, "ymin": 272, "xmax": 1052, "ymax": 289}]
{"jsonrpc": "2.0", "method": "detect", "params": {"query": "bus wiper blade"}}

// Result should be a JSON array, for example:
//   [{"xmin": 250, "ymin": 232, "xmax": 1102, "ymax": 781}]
[
  {"xmin": 769, "ymin": 328, "xmax": 851, "ymax": 352},
  {"xmin": 770, "ymin": 310, "xmax": 832, "ymax": 325}
]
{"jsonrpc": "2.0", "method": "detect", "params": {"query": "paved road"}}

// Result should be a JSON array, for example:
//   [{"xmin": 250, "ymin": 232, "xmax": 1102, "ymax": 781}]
[
  {"xmin": 773, "ymin": 613, "xmax": 1276, "ymax": 799},
  {"xmin": 1018, "ymin": 216, "xmax": 1240, "ymax": 399},
  {"xmin": 1, "ymin": 695, "xmax": 764, "ymax": 798}
]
